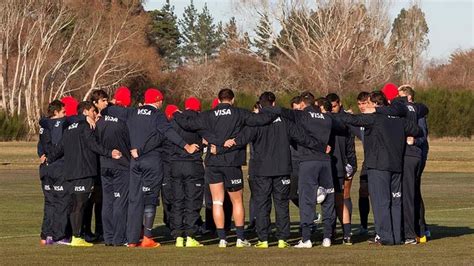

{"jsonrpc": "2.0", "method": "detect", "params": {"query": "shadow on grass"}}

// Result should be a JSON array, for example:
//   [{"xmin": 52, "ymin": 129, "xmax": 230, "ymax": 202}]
[{"xmin": 426, "ymin": 224, "xmax": 474, "ymax": 240}]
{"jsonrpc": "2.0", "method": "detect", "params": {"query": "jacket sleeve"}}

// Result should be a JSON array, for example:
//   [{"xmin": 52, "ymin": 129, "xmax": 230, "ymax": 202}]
[
  {"xmin": 287, "ymin": 121, "xmax": 325, "ymax": 152},
  {"xmin": 138, "ymin": 131, "xmax": 165, "ymax": 156},
  {"xmin": 414, "ymin": 117, "xmax": 428, "ymax": 147},
  {"xmin": 345, "ymin": 133, "xmax": 357, "ymax": 175},
  {"xmin": 38, "ymin": 120, "xmax": 52, "ymax": 157},
  {"xmin": 84, "ymin": 125, "xmax": 113, "ymax": 157},
  {"xmin": 155, "ymin": 112, "xmax": 187, "ymax": 148},
  {"xmin": 241, "ymin": 108, "xmax": 277, "ymax": 127},
  {"xmin": 102, "ymin": 105, "xmax": 130, "ymax": 121},
  {"xmin": 174, "ymin": 112, "xmax": 207, "ymax": 132},
  {"xmin": 46, "ymin": 138, "xmax": 64, "ymax": 164},
  {"xmin": 335, "ymin": 113, "xmax": 375, "ymax": 128},
  {"xmin": 216, "ymin": 126, "xmax": 256, "ymax": 155},
  {"xmin": 375, "ymin": 100, "xmax": 408, "ymax": 117},
  {"xmin": 403, "ymin": 118, "xmax": 422, "ymax": 138}
]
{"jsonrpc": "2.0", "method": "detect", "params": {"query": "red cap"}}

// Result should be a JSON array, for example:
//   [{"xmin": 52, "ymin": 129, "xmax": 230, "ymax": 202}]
[
  {"xmin": 60, "ymin": 96, "xmax": 78, "ymax": 117},
  {"xmin": 211, "ymin": 98, "xmax": 219, "ymax": 109},
  {"xmin": 165, "ymin": 104, "xmax": 179, "ymax": 120},
  {"xmin": 185, "ymin": 97, "xmax": 201, "ymax": 112},
  {"xmin": 382, "ymin": 83, "xmax": 398, "ymax": 101},
  {"xmin": 144, "ymin": 88, "xmax": 163, "ymax": 104},
  {"xmin": 114, "ymin": 86, "xmax": 131, "ymax": 107}
]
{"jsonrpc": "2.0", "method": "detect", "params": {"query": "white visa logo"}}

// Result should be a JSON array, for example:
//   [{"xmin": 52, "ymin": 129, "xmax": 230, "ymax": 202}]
[
  {"xmin": 142, "ymin": 186, "xmax": 151, "ymax": 192},
  {"xmin": 231, "ymin": 179, "xmax": 242, "ymax": 185},
  {"xmin": 273, "ymin": 117, "xmax": 282, "ymax": 123},
  {"xmin": 281, "ymin": 179, "xmax": 290, "ymax": 185},
  {"xmin": 114, "ymin": 192, "xmax": 120, "ymax": 198},
  {"xmin": 75, "ymin": 186, "xmax": 85, "ymax": 192},
  {"xmin": 39, "ymin": 128, "xmax": 44, "ymax": 134},
  {"xmin": 44, "ymin": 185, "xmax": 51, "ymax": 190},
  {"xmin": 55, "ymin": 121, "xmax": 61, "ymax": 127},
  {"xmin": 407, "ymin": 105, "xmax": 415, "ymax": 112},
  {"xmin": 54, "ymin": 186, "xmax": 64, "ymax": 191},
  {"xmin": 309, "ymin": 112, "xmax": 325, "ymax": 119},
  {"xmin": 105, "ymin": 115, "xmax": 118, "ymax": 122},
  {"xmin": 392, "ymin": 192, "xmax": 402, "ymax": 198},
  {"xmin": 214, "ymin": 109, "xmax": 231, "ymax": 116},
  {"xmin": 68, "ymin": 123, "xmax": 78, "ymax": 130},
  {"xmin": 138, "ymin": 109, "xmax": 151, "ymax": 115}
]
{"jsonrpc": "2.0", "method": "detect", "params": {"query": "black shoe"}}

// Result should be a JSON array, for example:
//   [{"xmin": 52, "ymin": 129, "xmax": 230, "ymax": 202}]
[
  {"xmin": 368, "ymin": 235, "xmax": 382, "ymax": 245},
  {"xmin": 343, "ymin": 236, "xmax": 353, "ymax": 245},
  {"xmin": 84, "ymin": 233, "xmax": 97, "ymax": 243}
]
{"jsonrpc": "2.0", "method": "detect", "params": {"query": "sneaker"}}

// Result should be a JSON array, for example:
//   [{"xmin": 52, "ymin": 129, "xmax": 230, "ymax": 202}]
[
  {"xmin": 359, "ymin": 226, "xmax": 368, "ymax": 236},
  {"xmin": 425, "ymin": 230, "xmax": 431, "ymax": 238},
  {"xmin": 294, "ymin": 240, "xmax": 312, "ymax": 248},
  {"xmin": 175, "ymin": 237, "xmax": 184, "ymax": 248},
  {"xmin": 218, "ymin": 239, "xmax": 228, "ymax": 248},
  {"xmin": 84, "ymin": 233, "xmax": 97, "ymax": 243},
  {"xmin": 343, "ymin": 236, "xmax": 353, "ymax": 246},
  {"xmin": 404, "ymin": 238, "xmax": 417, "ymax": 245},
  {"xmin": 127, "ymin": 243, "xmax": 139, "ymax": 248},
  {"xmin": 236, "ymin": 239, "xmax": 251, "ymax": 248},
  {"xmin": 45, "ymin": 236, "xmax": 54, "ymax": 245},
  {"xmin": 140, "ymin": 236, "xmax": 160, "ymax": 248},
  {"xmin": 368, "ymin": 235, "xmax": 382, "ymax": 245},
  {"xmin": 417, "ymin": 235, "xmax": 427, "ymax": 243},
  {"xmin": 40, "ymin": 239, "xmax": 46, "ymax": 246},
  {"xmin": 278, "ymin": 240, "xmax": 290, "ymax": 249},
  {"xmin": 70, "ymin": 236, "xmax": 93, "ymax": 247},
  {"xmin": 322, "ymin": 238, "xmax": 331, "ymax": 247},
  {"xmin": 185, "ymin": 237, "xmax": 203, "ymax": 247},
  {"xmin": 255, "ymin": 241, "xmax": 268, "ymax": 249},
  {"xmin": 55, "ymin": 238, "xmax": 71, "ymax": 246}
]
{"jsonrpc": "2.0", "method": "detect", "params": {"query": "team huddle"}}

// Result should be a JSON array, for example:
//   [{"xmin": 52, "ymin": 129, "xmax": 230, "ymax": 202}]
[{"xmin": 37, "ymin": 83, "xmax": 430, "ymax": 248}]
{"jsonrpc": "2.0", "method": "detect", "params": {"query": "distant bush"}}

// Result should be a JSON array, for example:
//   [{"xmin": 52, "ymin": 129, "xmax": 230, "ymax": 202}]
[{"xmin": 0, "ymin": 112, "xmax": 28, "ymax": 141}]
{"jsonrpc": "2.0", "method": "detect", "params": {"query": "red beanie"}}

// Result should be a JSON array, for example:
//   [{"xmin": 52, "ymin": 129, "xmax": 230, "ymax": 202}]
[
  {"xmin": 165, "ymin": 104, "xmax": 179, "ymax": 120},
  {"xmin": 61, "ymin": 96, "xmax": 78, "ymax": 117},
  {"xmin": 144, "ymin": 88, "xmax": 163, "ymax": 104},
  {"xmin": 382, "ymin": 83, "xmax": 398, "ymax": 101},
  {"xmin": 114, "ymin": 86, "xmax": 131, "ymax": 107},
  {"xmin": 211, "ymin": 98, "xmax": 219, "ymax": 109},
  {"xmin": 185, "ymin": 97, "xmax": 201, "ymax": 112}
]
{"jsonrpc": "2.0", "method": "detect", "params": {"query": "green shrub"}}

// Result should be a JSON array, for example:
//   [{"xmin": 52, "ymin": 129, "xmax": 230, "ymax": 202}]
[{"xmin": 0, "ymin": 112, "xmax": 28, "ymax": 141}]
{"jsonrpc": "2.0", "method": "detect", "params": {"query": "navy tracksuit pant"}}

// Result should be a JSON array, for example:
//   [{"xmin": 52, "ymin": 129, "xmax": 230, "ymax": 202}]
[
  {"xmin": 101, "ymin": 168, "xmax": 129, "ymax": 245},
  {"xmin": 252, "ymin": 175, "xmax": 291, "ymax": 241},
  {"xmin": 40, "ymin": 169, "xmax": 54, "ymax": 239},
  {"xmin": 161, "ymin": 161, "xmax": 173, "ymax": 230},
  {"xmin": 299, "ymin": 160, "xmax": 335, "ymax": 241},
  {"xmin": 170, "ymin": 161, "xmax": 204, "ymax": 238},
  {"xmin": 402, "ymin": 155, "xmax": 421, "ymax": 240},
  {"xmin": 367, "ymin": 169, "xmax": 402, "ymax": 245},
  {"xmin": 127, "ymin": 155, "xmax": 163, "ymax": 244}
]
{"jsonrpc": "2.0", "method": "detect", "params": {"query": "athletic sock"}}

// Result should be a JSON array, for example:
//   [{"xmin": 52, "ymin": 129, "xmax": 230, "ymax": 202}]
[
  {"xmin": 236, "ymin": 226, "xmax": 245, "ymax": 240},
  {"xmin": 143, "ymin": 205, "xmax": 156, "ymax": 237},
  {"xmin": 343, "ymin": 224, "xmax": 351, "ymax": 238},
  {"xmin": 359, "ymin": 197, "xmax": 369, "ymax": 229},
  {"xmin": 216, "ymin": 228, "xmax": 226, "ymax": 240},
  {"xmin": 344, "ymin": 198, "xmax": 353, "ymax": 217}
]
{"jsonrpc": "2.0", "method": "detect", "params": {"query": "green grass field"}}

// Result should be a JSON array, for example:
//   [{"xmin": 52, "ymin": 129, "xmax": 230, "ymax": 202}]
[{"xmin": 0, "ymin": 140, "xmax": 473, "ymax": 264}]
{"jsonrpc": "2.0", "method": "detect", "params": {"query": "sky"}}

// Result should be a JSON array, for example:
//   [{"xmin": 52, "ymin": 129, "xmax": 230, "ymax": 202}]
[{"xmin": 144, "ymin": 0, "xmax": 474, "ymax": 61}]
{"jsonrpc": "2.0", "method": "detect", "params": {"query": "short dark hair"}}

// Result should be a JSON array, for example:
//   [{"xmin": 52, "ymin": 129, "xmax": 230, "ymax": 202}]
[
  {"xmin": 357, "ymin": 91, "xmax": 370, "ymax": 102},
  {"xmin": 258, "ymin": 91, "xmax": 276, "ymax": 107},
  {"xmin": 326, "ymin": 93, "xmax": 340, "ymax": 103},
  {"xmin": 315, "ymin": 97, "xmax": 332, "ymax": 112},
  {"xmin": 77, "ymin": 101, "xmax": 96, "ymax": 114},
  {"xmin": 90, "ymin": 89, "xmax": 109, "ymax": 104},
  {"xmin": 218, "ymin": 88, "xmax": 234, "ymax": 101},
  {"xmin": 253, "ymin": 101, "xmax": 260, "ymax": 110},
  {"xmin": 369, "ymin": 91, "xmax": 388, "ymax": 106},
  {"xmin": 47, "ymin": 100, "xmax": 65, "ymax": 117},
  {"xmin": 290, "ymin": 95, "xmax": 302, "ymax": 107},
  {"xmin": 300, "ymin": 91, "xmax": 315, "ymax": 107}
]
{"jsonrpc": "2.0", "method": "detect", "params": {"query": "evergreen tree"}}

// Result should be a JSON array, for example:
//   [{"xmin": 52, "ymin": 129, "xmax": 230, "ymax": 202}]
[
  {"xmin": 147, "ymin": 0, "xmax": 181, "ymax": 67},
  {"xmin": 179, "ymin": 0, "xmax": 199, "ymax": 60},
  {"xmin": 254, "ymin": 12, "xmax": 274, "ymax": 60},
  {"xmin": 195, "ymin": 3, "xmax": 223, "ymax": 61}
]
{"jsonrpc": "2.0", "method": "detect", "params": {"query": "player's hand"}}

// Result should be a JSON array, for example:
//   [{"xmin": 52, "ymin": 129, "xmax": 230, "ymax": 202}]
[
  {"xmin": 184, "ymin": 143, "xmax": 200, "ymax": 154},
  {"xmin": 363, "ymin": 107, "xmax": 376, "ymax": 114},
  {"xmin": 40, "ymin": 154, "xmax": 47, "ymax": 164},
  {"xmin": 130, "ymin": 149, "xmax": 139, "ymax": 159},
  {"xmin": 326, "ymin": 145, "xmax": 332, "ymax": 154},
  {"xmin": 86, "ymin": 116, "xmax": 96, "ymax": 129},
  {"xmin": 407, "ymin": 136, "xmax": 414, "ymax": 145},
  {"xmin": 224, "ymin": 138, "xmax": 236, "ymax": 148},
  {"xmin": 202, "ymin": 138, "xmax": 208, "ymax": 145},
  {"xmin": 111, "ymin": 149, "xmax": 122, "ymax": 159},
  {"xmin": 210, "ymin": 144, "xmax": 217, "ymax": 155}
]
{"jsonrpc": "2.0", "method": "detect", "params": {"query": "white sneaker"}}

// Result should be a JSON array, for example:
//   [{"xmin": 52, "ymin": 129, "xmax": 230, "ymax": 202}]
[
  {"xmin": 294, "ymin": 240, "xmax": 312, "ymax": 248},
  {"xmin": 236, "ymin": 239, "xmax": 251, "ymax": 248},
  {"xmin": 322, "ymin": 238, "xmax": 331, "ymax": 247},
  {"xmin": 218, "ymin": 239, "xmax": 228, "ymax": 248}
]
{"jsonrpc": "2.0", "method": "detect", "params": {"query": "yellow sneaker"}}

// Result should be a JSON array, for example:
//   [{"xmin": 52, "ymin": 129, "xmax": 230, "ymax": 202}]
[
  {"xmin": 418, "ymin": 235, "xmax": 427, "ymax": 243},
  {"xmin": 176, "ymin": 237, "xmax": 184, "ymax": 248},
  {"xmin": 278, "ymin": 240, "xmax": 290, "ymax": 249},
  {"xmin": 255, "ymin": 241, "xmax": 268, "ymax": 249},
  {"xmin": 70, "ymin": 236, "xmax": 93, "ymax": 247},
  {"xmin": 185, "ymin": 237, "xmax": 203, "ymax": 247}
]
